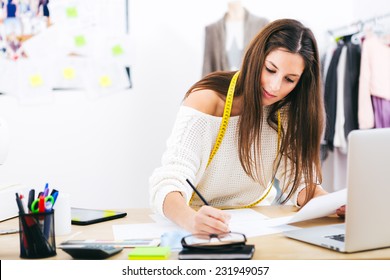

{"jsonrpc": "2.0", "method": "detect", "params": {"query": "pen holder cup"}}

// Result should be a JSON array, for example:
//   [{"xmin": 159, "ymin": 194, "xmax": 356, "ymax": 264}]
[{"xmin": 18, "ymin": 210, "xmax": 57, "ymax": 259}]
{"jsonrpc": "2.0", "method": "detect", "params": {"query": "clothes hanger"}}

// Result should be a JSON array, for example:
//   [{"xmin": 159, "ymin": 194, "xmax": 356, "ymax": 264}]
[
  {"xmin": 350, "ymin": 21, "xmax": 365, "ymax": 45},
  {"xmin": 328, "ymin": 22, "xmax": 362, "ymax": 44}
]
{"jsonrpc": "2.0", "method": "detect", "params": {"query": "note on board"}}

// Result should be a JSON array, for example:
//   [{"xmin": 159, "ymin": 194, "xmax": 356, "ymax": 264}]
[
  {"xmin": 63, "ymin": 67, "xmax": 76, "ymax": 80},
  {"xmin": 99, "ymin": 75, "xmax": 112, "ymax": 87},
  {"xmin": 66, "ymin": 7, "xmax": 78, "ymax": 18},
  {"xmin": 74, "ymin": 36, "xmax": 87, "ymax": 47},
  {"xmin": 112, "ymin": 45, "xmax": 124, "ymax": 56},
  {"xmin": 29, "ymin": 74, "xmax": 44, "ymax": 87}
]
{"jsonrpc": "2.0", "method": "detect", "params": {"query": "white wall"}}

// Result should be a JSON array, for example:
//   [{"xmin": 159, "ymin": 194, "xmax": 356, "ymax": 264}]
[{"xmin": 0, "ymin": 0, "xmax": 388, "ymax": 209}]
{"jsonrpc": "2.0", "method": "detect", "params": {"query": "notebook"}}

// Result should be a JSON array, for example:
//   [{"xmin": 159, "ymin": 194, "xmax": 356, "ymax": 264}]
[
  {"xmin": 284, "ymin": 128, "xmax": 390, "ymax": 253},
  {"xmin": 178, "ymin": 244, "xmax": 255, "ymax": 260}
]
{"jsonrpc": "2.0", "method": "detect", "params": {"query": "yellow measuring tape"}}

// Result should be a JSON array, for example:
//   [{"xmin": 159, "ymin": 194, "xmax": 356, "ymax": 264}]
[
  {"xmin": 189, "ymin": 71, "xmax": 281, "ymax": 209},
  {"xmin": 206, "ymin": 71, "xmax": 239, "ymax": 168}
]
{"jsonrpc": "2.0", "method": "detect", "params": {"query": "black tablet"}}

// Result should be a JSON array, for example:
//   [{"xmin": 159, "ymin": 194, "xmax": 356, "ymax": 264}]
[{"xmin": 71, "ymin": 208, "xmax": 127, "ymax": 225}]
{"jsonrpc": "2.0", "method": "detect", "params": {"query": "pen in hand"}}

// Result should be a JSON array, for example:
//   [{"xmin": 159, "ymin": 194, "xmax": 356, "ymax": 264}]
[
  {"xmin": 186, "ymin": 179, "xmax": 231, "ymax": 233},
  {"xmin": 186, "ymin": 179, "xmax": 209, "ymax": 206}
]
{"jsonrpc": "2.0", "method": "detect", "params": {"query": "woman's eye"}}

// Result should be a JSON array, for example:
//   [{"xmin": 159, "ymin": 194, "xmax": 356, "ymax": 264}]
[
  {"xmin": 285, "ymin": 77, "xmax": 295, "ymax": 83},
  {"xmin": 265, "ymin": 67, "xmax": 276, "ymax": 73}
]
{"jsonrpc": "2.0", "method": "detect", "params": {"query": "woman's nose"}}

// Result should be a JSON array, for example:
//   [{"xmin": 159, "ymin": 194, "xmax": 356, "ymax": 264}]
[{"xmin": 269, "ymin": 76, "xmax": 282, "ymax": 92}]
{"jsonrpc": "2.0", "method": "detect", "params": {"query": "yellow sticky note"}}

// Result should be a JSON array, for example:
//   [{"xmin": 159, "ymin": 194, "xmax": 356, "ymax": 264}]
[
  {"xmin": 99, "ymin": 75, "xmax": 112, "ymax": 87},
  {"xmin": 63, "ymin": 67, "xmax": 75, "ymax": 80},
  {"xmin": 128, "ymin": 247, "xmax": 171, "ymax": 260},
  {"xmin": 29, "ymin": 74, "xmax": 43, "ymax": 87},
  {"xmin": 103, "ymin": 210, "xmax": 116, "ymax": 217},
  {"xmin": 66, "ymin": 7, "xmax": 78, "ymax": 18},
  {"xmin": 74, "ymin": 36, "xmax": 86, "ymax": 47},
  {"xmin": 112, "ymin": 45, "xmax": 124, "ymax": 56}
]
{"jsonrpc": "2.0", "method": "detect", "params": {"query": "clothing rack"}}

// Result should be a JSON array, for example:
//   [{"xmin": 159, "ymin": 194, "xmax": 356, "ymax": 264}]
[{"xmin": 328, "ymin": 12, "xmax": 390, "ymax": 36}]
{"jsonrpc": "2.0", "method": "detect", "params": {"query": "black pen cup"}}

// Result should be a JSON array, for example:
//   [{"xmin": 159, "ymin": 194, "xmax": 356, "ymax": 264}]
[{"xmin": 18, "ymin": 210, "xmax": 57, "ymax": 259}]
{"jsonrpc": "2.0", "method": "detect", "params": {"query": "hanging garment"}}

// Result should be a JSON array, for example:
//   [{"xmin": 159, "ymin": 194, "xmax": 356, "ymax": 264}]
[
  {"xmin": 202, "ymin": 9, "xmax": 268, "ymax": 77},
  {"xmin": 343, "ymin": 41, "xmax": 361, "ymax": 138},
  {"xmin": 324, "ymin": 39, "xmax": 361, "ymax": 151},
  {"xmin": 333, "ymin": 45, "xmax": 348, "ymax": 153},
  {"xmin": 358, "ymin": 34, "xmax": 390, "ymax": 128},
  {"xmin": 324, "ymin": 43, "xmax": 344, "ymax": 151},
  {"xmin": 371, "ymin": 96, "xmax": 390, "ymax": 128}
]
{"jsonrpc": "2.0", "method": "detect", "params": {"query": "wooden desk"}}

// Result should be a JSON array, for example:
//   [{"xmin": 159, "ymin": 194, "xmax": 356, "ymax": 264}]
[{"xmin": 1, "ymin": 206, "xmax": 389, "ymax": 260}]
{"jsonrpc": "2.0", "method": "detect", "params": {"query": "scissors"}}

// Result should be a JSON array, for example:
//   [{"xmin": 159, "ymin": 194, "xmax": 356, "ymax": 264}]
[{"xmin": 30, "ymin": 195, "xmax": 54, "ymax": 213}]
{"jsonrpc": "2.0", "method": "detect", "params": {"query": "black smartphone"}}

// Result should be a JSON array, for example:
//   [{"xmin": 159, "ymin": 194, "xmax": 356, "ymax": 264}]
[{"xmin": 71, "ymin": 207, "xmax": 127, "ymax": 225}]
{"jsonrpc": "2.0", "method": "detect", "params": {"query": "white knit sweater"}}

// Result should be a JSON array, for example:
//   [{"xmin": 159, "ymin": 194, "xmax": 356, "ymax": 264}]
[{"xmin": 149, "ymin": 105, "xmax": 306, "ymax": 218}]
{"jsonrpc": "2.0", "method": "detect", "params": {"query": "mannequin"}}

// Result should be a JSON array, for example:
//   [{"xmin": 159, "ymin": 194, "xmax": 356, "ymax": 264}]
[
  {"xmin": 226, "ymin": 0, "xmax": 245, "ymax": 21},
  {"xmin": 225, "ymin": 1, "xmax": 245, "ymax": 70},
  {"xmin": 202, "ymin": 1, "xmax": 269, "ymax": 76}
]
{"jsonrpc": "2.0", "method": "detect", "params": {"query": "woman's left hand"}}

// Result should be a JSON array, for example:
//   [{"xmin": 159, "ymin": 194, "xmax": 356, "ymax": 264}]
[{"xmin": 336, "ymin": 205, "xmax": 346, "ymax": 218}]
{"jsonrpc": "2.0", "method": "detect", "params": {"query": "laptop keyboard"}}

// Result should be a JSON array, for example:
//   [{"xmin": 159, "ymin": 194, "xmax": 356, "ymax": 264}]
[{"xmin": 325, "ymin": 234, "xmax": 345, "ymax": 242}]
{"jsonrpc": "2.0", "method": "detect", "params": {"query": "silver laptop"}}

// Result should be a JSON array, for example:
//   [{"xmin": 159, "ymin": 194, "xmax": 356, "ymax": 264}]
[{"xmin": 284, "ymin": 128, "xmax": 390, "ymax": 253}]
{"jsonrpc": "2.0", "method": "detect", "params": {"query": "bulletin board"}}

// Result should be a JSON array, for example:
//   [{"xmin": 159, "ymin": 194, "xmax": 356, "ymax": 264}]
[{"xmin": 0, "ymin": 0, "xmax": 133, "ymax": 103}]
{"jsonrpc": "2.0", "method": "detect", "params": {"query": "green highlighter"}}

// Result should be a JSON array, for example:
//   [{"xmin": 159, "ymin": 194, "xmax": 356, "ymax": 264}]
[{"xmin": 128, "ymin": 246, "xmax": 171, "ymax": 260}]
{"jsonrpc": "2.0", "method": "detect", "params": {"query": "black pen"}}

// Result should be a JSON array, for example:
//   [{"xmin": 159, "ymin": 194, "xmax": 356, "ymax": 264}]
[
  {"xmin": 186, "ymin": 179, "xmax": 209, "ymax": 206},
  {"xmin": 15, "ymin": 193, "xmax": 25, "ymax": 215}
]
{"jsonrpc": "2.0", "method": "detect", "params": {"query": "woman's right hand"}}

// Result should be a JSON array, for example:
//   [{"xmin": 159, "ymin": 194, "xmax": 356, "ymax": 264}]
[{"xmin": 191, "ymin": 205, "xmax": 231, "ymax": 234}]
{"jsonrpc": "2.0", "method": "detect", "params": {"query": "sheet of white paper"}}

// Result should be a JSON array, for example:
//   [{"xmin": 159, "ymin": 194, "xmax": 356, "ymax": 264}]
[
  {"xmin": 52, "ymin": 57, "xmax": 88, "ymax": 90},
  {"xmin": 224, "ymin": 208, "xmax": 269, "ymax": 223},
  {"xmin": 115, "ymin": 192, "xmax": 347, "ymax": 241},
  {"xmin": 289, "ymin": 188, "xmax": 347, "ymax": 223},
  {"xmin": 262, "ymin": 188, "xmax": 347, "ymax": 227},
  {"xmin": 84, "ymin": 60, "xmax": 130, "ymax": 99},
  {"xmin": 149, "ymin": 208, "xmax": 298, "ymax": 238},
  {"xmin": 16, "ymin": 59, "xmax": 54, "ymax": 105},
  {"xmin": 113, "ymin": 223, "xmax": 182, "ymax": 240}
]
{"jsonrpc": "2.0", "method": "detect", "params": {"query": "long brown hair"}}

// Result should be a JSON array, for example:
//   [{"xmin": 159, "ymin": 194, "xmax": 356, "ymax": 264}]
[{"xmin": 186, "ymin": 19, "xmax": 324, "ymax": 205}]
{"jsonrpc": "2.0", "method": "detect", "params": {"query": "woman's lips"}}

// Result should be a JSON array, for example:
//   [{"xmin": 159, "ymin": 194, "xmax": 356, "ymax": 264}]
[{"xmin": 262, "ymin": 89, "xmax": 276, "ymax": 99}]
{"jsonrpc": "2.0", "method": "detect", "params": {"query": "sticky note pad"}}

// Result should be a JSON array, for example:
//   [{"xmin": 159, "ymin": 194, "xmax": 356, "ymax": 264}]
[
  {"xmin": 103, "ymin": 210, "xmax": 116, "ymax": 217},
  {"xmin": 63, "ymin": 67, "xmax": 75, "ymax": 80},
  {"xmin": 66, "ymin": 7, "xmax": 78, "ymax": 18},
  {"xmin": 98, "ymin": 75, "xmax": 112, "ymax": 87},
  {"xmin": 112, "ymin": 45, "xmax": 124, "ymax": 56},
  {"xmin": 29, "ymin": 74, "xmax": 43, "ymax": 87},
  {"xmin": 74, "ymin": 35, "xmax": 86, "ymax": 47},
  {"xmin": 128, "ymin": 247, "xmax": 171, "ymax": 260}
]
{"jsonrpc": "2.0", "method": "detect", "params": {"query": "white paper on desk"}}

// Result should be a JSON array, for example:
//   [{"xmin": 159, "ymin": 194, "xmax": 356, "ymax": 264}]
[
  {"xmin": 148, "ymin": 209, "xmax": 296, "ymax": 239},
  {"xmin": 223, "ymin": 209, "xmax": 299, "ymax": 237},
  {"xmin": 224, "ymin": 208, "xmax": 269, "ymax": 223},
  {"xmin": 112, "ymin": 223, "xmax": 182, "ymax": 240},
  {"xmin": 263, "ymin": 188, "xmax": 347, "ymax": 227}
]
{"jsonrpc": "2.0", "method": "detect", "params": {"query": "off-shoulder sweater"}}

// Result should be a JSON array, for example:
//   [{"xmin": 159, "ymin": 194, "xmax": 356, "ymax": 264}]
[{"xmin": 149, "ymin": 106, "xmax": 307, "ymax": 218}]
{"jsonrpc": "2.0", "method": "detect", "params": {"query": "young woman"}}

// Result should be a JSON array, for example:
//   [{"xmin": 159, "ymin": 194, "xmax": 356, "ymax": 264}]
[{"xmin": 150, "ymin": 19, "xmax": 329, "ymax": 234}]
